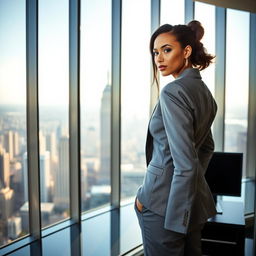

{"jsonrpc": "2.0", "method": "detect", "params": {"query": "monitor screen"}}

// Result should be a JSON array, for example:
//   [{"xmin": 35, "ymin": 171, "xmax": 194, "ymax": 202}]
[{"xmin": 205, "ymin": 152, "xmax": 243, "ymax": 197}]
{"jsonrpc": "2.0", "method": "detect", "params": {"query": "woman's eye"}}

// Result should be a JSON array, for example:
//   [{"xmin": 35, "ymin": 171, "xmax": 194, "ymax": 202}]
[
  {"xmin": 164, "ymin": 48, "xmax": 171, "ymax": 53},
  {"xmin": 153, "ymin": 52, "xmax": 158, "ymax": 56}
]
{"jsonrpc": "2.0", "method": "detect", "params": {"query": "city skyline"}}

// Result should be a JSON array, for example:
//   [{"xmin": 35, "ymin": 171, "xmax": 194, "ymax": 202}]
[{"xmin": 0, "ymin": 80, "xmax": 150, "ymax": 246}]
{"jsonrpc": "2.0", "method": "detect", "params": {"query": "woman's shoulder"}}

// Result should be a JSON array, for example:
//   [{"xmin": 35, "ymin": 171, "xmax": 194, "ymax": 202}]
[
  {"xmin": 160, "ymin": 79, "xmax": 189, "ymax": 100},
  {"xmin": 159, "ymin": 80, "xmax": 193, "ymax": 113}
]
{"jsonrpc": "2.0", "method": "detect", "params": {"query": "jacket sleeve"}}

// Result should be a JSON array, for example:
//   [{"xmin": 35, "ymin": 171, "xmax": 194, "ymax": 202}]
[
  {"xmin": 198, "ymin": 130, "xmax": 214, "ymax": 173},
  {"xmin": 160, "ymin": 85, "xmax": 198, "ymax": 234}
]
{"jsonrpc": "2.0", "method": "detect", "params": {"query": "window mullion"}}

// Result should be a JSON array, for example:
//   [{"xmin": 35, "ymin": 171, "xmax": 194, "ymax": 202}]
[
  {"xmin": 111, "ymin": 0, "xmax": 122, "ymax": 255},
  {"xmin": 213, "ymin": 7, "xmax": 226, "ymax": 151},
  {"xmin": 150, "ymin": 0, "xmax": 160, "ymax": 113},
  {"xmin": 26, "ymin": 0, "xmax": 42, "ymax": 241},
  {"xmin": 69, "ymin": 0, "xmax": 81, "ymax": 223},
  {"xmin": 247, "ymin": 13, "xmax": 256, "ymax": 177}
]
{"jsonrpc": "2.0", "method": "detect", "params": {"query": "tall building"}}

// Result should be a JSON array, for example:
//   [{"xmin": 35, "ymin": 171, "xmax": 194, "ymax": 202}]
[
  {"xmin": 0, "ymin": 135, "xmax": 4, "ymax": 146},
  {"xmin": 99, "ymin": 84, "xmax": 111, "ymax": 184},
  {"xmin": 46, "ymin": 132, "xmax": 57, "ymax": 160},
  {"xmin": 22, "ymin": 152, "xmax": 28, "ymax": 203},
  {"xmin": 56, "ymin": 124, "xmax": 62, "ymax": 141},
  {"xmin": 85, "ymin": 126, "xmax": 97, "ymax": 157},
  {"xmin": 7, "ymin": 217, "xmax": 22, "ymax": 240},
  {"xmin": 0, "ymin": 186, "xmax": 14, "ymax": 244},
  {"xmin": 0, "ymin": 187, "xmax": 14, "ymax": 220},
  {"xmin": 46, "ymin": 132, "xmax": 58, "ymax": 184},
  {"xmin": 39, "ymin": 131, "xmax": 46, "ymax": 154},
  {"xmin": 13, "ymin": 132, "xmax": 20, "ymax": 157},
  {"xmin": 22, "ymin": 151, "xmax": 51, "ymax": 203},
  {"xmin": 54, "ymin": 136, "xmax": 69, "ymax": 210},
  {"xmin": 4, "ymin": 131, "xmax": 14, "ymax": 160},
  {"xmin": 40, "ymin": 151, "xmax": 51, "ymax": 202},
  {"xmin": 0, "ymin": 146, "xmax": 10, "ymax": 188}
]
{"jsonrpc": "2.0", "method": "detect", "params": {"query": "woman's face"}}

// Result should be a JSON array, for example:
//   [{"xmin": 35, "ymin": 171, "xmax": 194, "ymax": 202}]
[{"xmin": 153, "ymin": 32, "xmax": 190, "ymax": 78}]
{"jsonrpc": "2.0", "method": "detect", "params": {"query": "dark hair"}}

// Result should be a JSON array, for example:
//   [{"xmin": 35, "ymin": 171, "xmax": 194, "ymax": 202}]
[{"xmin": 149, "ymin": 20, "xmax": 215, "ymax": 91}]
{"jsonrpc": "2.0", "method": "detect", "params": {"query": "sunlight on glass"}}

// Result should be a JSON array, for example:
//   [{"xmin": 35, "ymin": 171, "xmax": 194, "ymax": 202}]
[
  {"xmin": 160, "ymin": 0, "xmax": 185, "ymax": 25},
  {"xmin": 159, "ymin": 0, "xmax": 185, "ymax": 89},
  {"xmin": 120, "ymin": 0, "xmax": 150, "ymax": 253},
  {"xmin": 223, "ymin": 9, "xmax": 249, "ymax": 204},
  {"xmin": 121, "ymin": 0, "xmax": 151, "ymax": 199},
  {"xmin": 80, "ymin": 0, "xmax": 112, "ymax": 212},
  {"xmin": 38, "ymin": 0, "xmax": 70, "ymax": 228},
  {"xmin": 121, "ymin": 0, "xmax": 151, "ymax": 203},
  {"xmin": 225, "ymin": 9, "xmax": 249, "ymax": 177},
  {"xmin": 0, "ymin": 0, "xmax": 28, "ymax": 246},
  {"xmin": 194, "ymin": 2, "xmax": 216, "ymax": 95}
]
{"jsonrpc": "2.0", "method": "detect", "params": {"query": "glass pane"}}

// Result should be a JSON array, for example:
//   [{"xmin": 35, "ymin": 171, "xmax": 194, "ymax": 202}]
[
  {"xmin": 0, "ymin": 0, "xmax": 28, "ymax": 246},
  {"xmin": 194, "ymin": 2, "xmax": 216, "ymax": 95},
  {"xmin": 80, "ymin": 0, "xmax": 112, "ymax": 211},
  {"xmin": 225, "ymin": 9, "xmax": 249, "ymax": 174},
  {"xmin": 121, "ymin": 0, "xmax": 151, "ymax": 201},
  {"xmin": 160, "ymin": 0, "xmax": 185, "ymax": 25},
  {"xmin": 38, "ymin": 0, "xmax": 70, "ymax": 227},
  {"xmin": 224, "ymin": 9, "xmax": 250, "ymax": 203},
  {"xmin": 160, "ymin": 0, "xmax": 185, "ymax": 88}
]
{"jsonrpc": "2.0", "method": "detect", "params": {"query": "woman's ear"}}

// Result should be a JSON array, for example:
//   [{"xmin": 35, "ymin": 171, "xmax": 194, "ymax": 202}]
[{"xmin": 184, "ymin": 45, "xmax": 192, "ymax": 59}]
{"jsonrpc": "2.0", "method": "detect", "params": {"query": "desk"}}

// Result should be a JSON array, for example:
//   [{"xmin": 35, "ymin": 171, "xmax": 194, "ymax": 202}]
[{"xmin": 201, "ymin": 201, "xmax": 245, "ymax": 256}]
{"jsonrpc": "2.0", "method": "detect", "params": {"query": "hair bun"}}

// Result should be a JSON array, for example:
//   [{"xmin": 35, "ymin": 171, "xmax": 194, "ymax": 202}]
[{"xmin": 188, "ymin": 20, "xmax": 204, "ymax": 42}]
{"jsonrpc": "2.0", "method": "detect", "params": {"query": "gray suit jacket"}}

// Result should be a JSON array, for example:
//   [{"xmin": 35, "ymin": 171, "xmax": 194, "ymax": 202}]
[{"xmin": 136, "ymin": 68, "xmax": 217, "ymax": 234}]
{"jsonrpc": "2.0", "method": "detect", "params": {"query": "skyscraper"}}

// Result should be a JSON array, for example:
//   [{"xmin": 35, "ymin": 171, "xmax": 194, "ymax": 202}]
[
  {"xmin": 0, "ymin": 186, "xmax": 14, "ymax": 244},
  {"xmin": 23, "ymin": 150, "xmax": 51, "ymax": 203},
  {"xmin": 39, "ymin": 131, "xmax": 46, "ymax": 154},
  {"xmin": 0, "ymin": 146, "xmax": 10, "ymax": 188},
  {"xmin": 4, "ymin": 131, "xmax": 14, "ymax": 160},
  {"xmin": 13, "ymin": 132, "xmax": 20, "ymax": 157},
  {"xmin": 54, "ymin": 136, "xmax": 69, "ymax": 210},
  {"xmin": 40, "ymin": 151, "xmax": 51, "ymax": 202},
  {"xmin": 99, "ymin": 84, "xmax": 111, "ymax": 185},
  {"xmin": 0, "ymin": 187, "xmax": 14, "ymax": 220},
  {"xmin": 46, "ymin": 132, "xmax": 57, "ymax": 161},
  {"xmin": 22, "ymin": 152, "xmax": 28, "ymax": 203},
  {"xmin": 85, "ymin": 126, "xmax": 97, "ymax": 157}
]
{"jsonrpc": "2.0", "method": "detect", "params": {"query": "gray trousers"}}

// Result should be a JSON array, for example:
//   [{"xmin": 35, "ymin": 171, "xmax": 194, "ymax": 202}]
[{"xmin": 134, "ymin": 199, "xmax": 204, "ymax": 256}]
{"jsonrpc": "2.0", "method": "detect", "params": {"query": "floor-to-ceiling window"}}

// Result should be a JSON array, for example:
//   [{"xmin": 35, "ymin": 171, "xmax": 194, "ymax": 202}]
[
  {"xmin": 120, "ymin": 0, "xmax": 151, "ymax": 252},
  {"xmin": 0, "ymin": 0, "xmax": 28, "ymax": 247},
  {"xmin": 159, "ymin": 0, "xmax": 185, "ymax": 88},
  {"xmin": 194, "ymin": 1, "xmax": 215, "ymax": 95},
  {"xmin": 224, "ymin": 9, "xmax": 250, "ymax": 206},
  {"xmin": 38, "ymin": 0, "xmax": 70, "ymax": 228},
  {"xmin": 80, "ymin": 0, "xmax": 112, "ymax": 212},
  {"xmin": 225, "ymin": 9, "xmax": 249, "ymax": 172},
  {"xmin": 0, "ymin": 1, "xmax": 255, "ymax": 255},
  {"xmin": 120, "ymin": 0, "xmax": 151, "ymax": 203},
  {"xmin": 160, "ymin": 0, "xmax": 185, "ymax": 25}
]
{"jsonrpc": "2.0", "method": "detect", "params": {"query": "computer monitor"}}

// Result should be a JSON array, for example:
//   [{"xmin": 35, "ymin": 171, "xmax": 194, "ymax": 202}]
[{"xmin": 205, "ymin": 152, "xmax": 243, "ymax": 213}]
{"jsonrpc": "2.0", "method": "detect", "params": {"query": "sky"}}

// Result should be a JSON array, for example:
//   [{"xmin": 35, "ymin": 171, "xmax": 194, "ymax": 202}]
[
  {"xmin": 0, "ymin": 0, "xmax": 26, "ymax": 105},
  {"xmin": 0, "ymin": 0, "xmax": 250, "ymax": 120}
]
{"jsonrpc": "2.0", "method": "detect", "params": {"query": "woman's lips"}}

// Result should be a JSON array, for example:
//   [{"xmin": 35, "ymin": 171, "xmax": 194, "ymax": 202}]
[{"xmin": 158, "ymin": 65, "xmax": 167, "ymax": 71}]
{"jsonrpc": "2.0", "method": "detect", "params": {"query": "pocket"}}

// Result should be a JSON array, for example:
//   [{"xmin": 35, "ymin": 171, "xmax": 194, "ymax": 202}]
[
  {"xmin": 134, "ymin": 197, "xmax": 143, "ymax": 213},
  {"xmin": 147, "ymin": 163, "xmax": 164, "ymax": 176}
]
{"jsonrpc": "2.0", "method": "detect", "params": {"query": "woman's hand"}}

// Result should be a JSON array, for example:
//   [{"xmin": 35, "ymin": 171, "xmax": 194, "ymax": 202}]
[{"xmin": 136, "ymin": 198, "xmax": 144, "ymax": 213}]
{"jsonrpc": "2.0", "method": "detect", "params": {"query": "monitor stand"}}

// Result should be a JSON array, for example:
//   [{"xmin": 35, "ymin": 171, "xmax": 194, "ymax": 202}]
[{"xmin": 213, "ymin": 195, "xmax": 223, "ymax": 214}]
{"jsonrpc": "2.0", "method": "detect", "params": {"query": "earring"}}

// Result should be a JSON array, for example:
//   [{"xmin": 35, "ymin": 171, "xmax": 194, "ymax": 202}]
[{"xmin": 185, "ymin": 58, "xmax": 188, "ymax": 67}]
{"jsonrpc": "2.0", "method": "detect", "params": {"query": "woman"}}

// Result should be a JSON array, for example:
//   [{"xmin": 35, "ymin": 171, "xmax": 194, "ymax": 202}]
[{"xmin": 134, "ymin": 21, "xmax": 217, "ymax": 256}]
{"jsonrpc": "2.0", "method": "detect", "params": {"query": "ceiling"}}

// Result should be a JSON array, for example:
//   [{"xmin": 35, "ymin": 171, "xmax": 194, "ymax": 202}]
[{"xmin": 194, "ymin": 0, "xmax": 256, "ymax": 13}]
